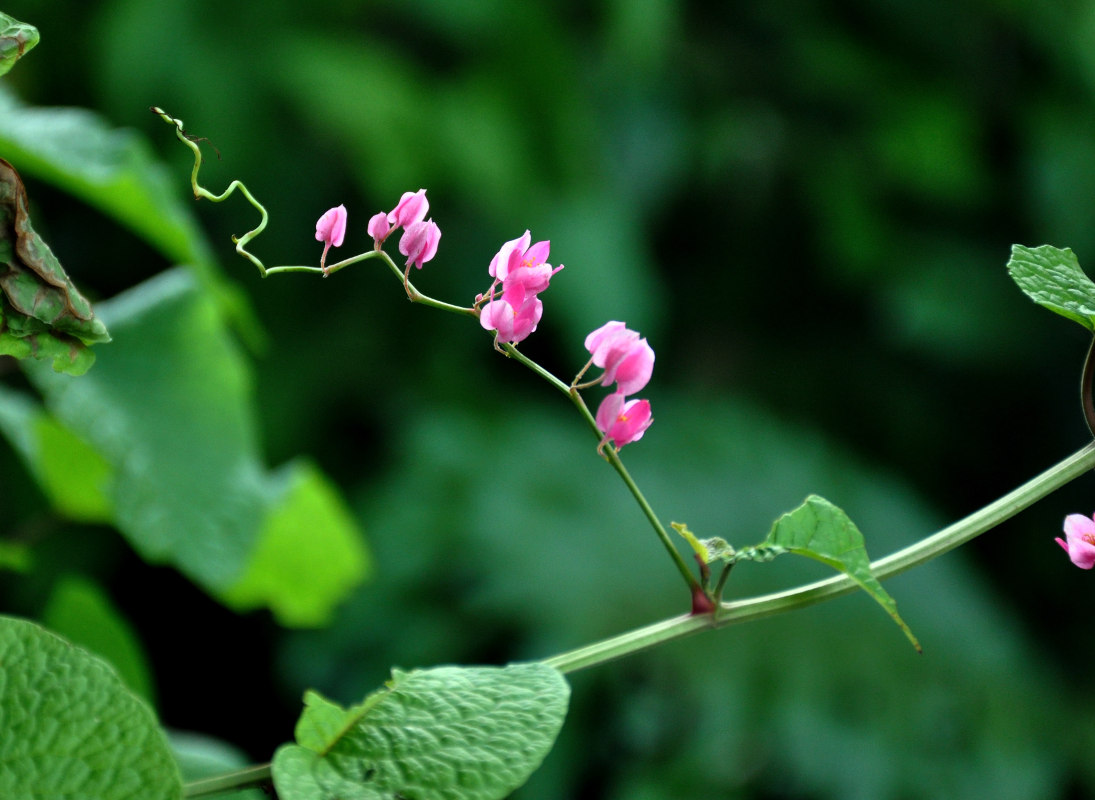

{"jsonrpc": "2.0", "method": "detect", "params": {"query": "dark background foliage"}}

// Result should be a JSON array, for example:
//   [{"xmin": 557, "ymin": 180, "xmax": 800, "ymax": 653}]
[{"xmin": 3, "ymin": 1, "xmax": 1095, "ymax": 797}]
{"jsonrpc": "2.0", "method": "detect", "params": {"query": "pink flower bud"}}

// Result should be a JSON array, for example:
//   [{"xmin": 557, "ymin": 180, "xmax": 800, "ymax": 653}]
[
  {"xmin": 399, "ymin": 219, "xmax": 441, "ymax": 270},
  {"xmin": 367, "ymin": 211, "xmax": 391, "ymax": 247},
  {"xmin": 1058, "ymin": 513, "xmax": 1095, "ymax": 569},
  {"xmin": 315, "ymin": 205, "xmax": 348, "ymax": 248},
  {"xmin": 387, "ymin": 189, "xmax": 429, "ymax": 229},
  {"xmin": 595, "ymin": 392, "xmax": 653, "ymax": 450}
]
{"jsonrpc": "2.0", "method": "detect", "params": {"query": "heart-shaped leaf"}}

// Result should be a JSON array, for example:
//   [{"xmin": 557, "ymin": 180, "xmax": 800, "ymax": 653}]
[{"xmin": 272, "ymin": 663, "xmax": 570, "ymax": 800}]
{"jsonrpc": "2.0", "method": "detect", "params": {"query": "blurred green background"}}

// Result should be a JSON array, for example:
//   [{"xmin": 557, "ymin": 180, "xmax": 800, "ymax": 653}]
[{"xmin": 4, "ymin": 1, "xmax": 1095, "ymax": 797}]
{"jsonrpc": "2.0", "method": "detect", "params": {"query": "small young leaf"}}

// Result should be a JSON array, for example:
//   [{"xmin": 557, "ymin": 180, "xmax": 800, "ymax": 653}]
[
  {"xmin": 1006, "ymin": 243, "xmax": 1095, "ymax": 331},
  {"xmin": 0, "ymin": 14, "xmax": 38, "ymax": 77},
  {"xmin": 0, "ymin": 615, "xmax": 182, "ymax": 800},
  {"xmin": 766, "ymin": 495, "xmax": 921, "ymax": 651},
  {"xmin": 272, "ymin": 663, "xmax": 570, "ymax": 800},
  {"xmin": 672, "ymin": 521, "xmax": 734, "ymax": 564}
]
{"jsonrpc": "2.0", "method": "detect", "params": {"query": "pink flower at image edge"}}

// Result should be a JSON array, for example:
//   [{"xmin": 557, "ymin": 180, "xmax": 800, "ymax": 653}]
[{"xmin": 1058, "ymin": 513, "xmax": 1095, "ymax": 569}]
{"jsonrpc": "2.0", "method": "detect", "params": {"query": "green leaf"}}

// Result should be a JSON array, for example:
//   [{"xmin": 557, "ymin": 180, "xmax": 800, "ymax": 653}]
[
  {"xmin": 42, "ymin": 575, "xmax": 155, "ymax": 705},
  {"xmin": 1006, "ymin": 243, "xmax": 1095, "ymax": 331},
  {"xmin": 272, "ymin": 663, "xmax": 570, "ymax": 800},
  {"xmin": 0, "ymin": 87, "xmax": 262, "ymax": 350},
  {"xmin": 0, "ymin": 14, "xmax": 38, "ymax": 77},
  {"xmin": 0, "ymin": 615, "xmax": 182, "ymax": 799},
  {"xmin": 24, "ymin": 268, "xmax": 264, "ymax": 590},
  {"xmin": 20, "ymin": 268, "xmax": 368, "ymax": 622},
  {"xmin": 671, "ymin": 521, "xmax": 734, "ymax": 564},
  {"xmin": 765, "ymin": 495, "xmax": 921, "ymax": 651},
  {"xmin": 0, "ymin": 384, "xmax": 113, "ymax": 522},
  {"xmin": 221, "ymin": 459, "xmax": 372, "ymax": 627}
]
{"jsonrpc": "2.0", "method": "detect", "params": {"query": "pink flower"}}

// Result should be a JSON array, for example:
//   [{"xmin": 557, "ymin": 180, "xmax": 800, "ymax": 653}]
[
  {"xmin": 584, "ymin": 321, "xmax": 655, "ymax": 395},
  {"xmin": 387, "ymin": 189, "xmax": 429, "ymax": 229},
  {"xmin": 1058, "ymin": 514, "xmax": 1095, "ymax": 569},
  {"xmin": 367, "ymin": 212, "xmax": 391, "ymax": 248},
  {"xmin": 488, "ymin": 231, "xmax": 554, "ymax": 282},
  {"xmin": 478, "ymin": 230, "xmax": 561, "ymax": 345},
  {"xmin": 316, "ymin": 205, "xmax": 347, "ymax": 248},
  {"xmin": 399, "ymin": 219, "xmax": 441, "ymax": 270},
  {"xmin": 316, "ymin": 205, "xmax": 348, "ymax": 272},
  {"xmin": 595, "ymin": 392, "xmax": 653, "ymax": 450},
  {"xmin": 479, "ymin": 293, "xmax": 543, "ymax": 345}
]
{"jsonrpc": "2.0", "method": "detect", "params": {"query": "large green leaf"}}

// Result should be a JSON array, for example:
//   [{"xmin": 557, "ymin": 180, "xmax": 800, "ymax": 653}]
[
  {"xmin": 0, "ymin": 13, "xmax": 38, "ymax": 77},
  {"xmin": 0, "ymin": 615, "xmax": 181, "ymax": 800},
  {"xmin": 24, "ymin": 267, "xmax": 266, "ymax": 589},
  {"xmin": 1006, "ymin": 243, "xmax": 1095, "ymax": 331},
  {"xmin": 18, "ymin": 268, "xmax": 369, "ymax": 622},
  {"xmin": 272, "ymin": 663, "xmax": 570, "ymax": 800}
]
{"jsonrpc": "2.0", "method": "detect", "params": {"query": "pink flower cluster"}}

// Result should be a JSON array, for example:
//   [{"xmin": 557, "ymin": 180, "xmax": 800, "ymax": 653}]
[
  {"xmin": 1058, "ymin": 513, "xmax": 1095, "ymax": 569},
  {"xmin": 313, "ymin": 189, "xmax": 441, "ymax": 275},
  {"xmin": 478, "ymin": 231, "xmax": 563, "ymax": 346},
  {"xmin": 585, "ymin": 321, "xmax": 655, "ymax": 450},
  {"xmin": 368, "ymin": 189, "xmax": 441, "ymax": 270}
]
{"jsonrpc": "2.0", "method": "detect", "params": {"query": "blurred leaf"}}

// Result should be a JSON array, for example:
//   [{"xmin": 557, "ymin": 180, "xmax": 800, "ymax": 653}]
[
  {"xmin": 0, "ymin": 13, "xmax": 38, "ymax": 77},
  {"xmin": 760, "ymin": 494, "xmax": 920, "ymax": 651},
  {"xmin": 0, "ymin": 157, "xmax": 109, "ymax": 373},
  {"xmin": 168, "ymin": 730, "xmax": 266, "ymax": 800},
  {"xmin": 22, "ymin": 268, "xmax": 369, "ymax": 620},
  {"xmin": 272, "ymin": 664, "xmax": 570, "ymax": 800},
  {"xmin": 0, "ymin": 384, "xmax": 113, "ymax": 522},
  {"xmin": 0, "ymin": 540, "xmax": 31, "ymax": 572},
  {"xmin": 42, "ymin": 574, "xmax": 155, "ymax": 704},
  {"xmin": 0, "ymin": 615, "xmax": 181, "ymax": 799},
  {"xmin": 0, "ymin": 87, "xmax": 262, "ymax": 349},
  {"xmin": 1007, "ymin": 243, "xmax": 1095, "ymax": 331},
  {"xmin": 222, "ymin": 459, "xmax": 372, "ymax": 628},
  {"xmin": 24, "ymin": 267, "xmax": 264, "ymax": 590}
]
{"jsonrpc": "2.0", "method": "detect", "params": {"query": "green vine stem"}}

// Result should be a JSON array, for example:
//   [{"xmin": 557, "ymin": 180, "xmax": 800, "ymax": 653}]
[
  {"xmin": 153, "ymin": 108, "xmax": 692, "ymax": 598},
  {"xmin": 500, "ymin": 343, "xmax": 704, "ymax": 601},
  {"xmin": 183, "ymin": 764, "xmax": 272, "ymax": 798},
  {"xmin": 544, "ymin": 440, "xmax": 1095, "ymax": 673},
  {"xmin": 151, "ymin": 106, "xmax": 474, "ymax": 314},
  {"xmin": 183, "ymin": 446, "xmax": 1095, "ymax": 798},
  {"xmin": 1081, "ymin": 334, "xmax": 1095, "ymax": 438}
]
